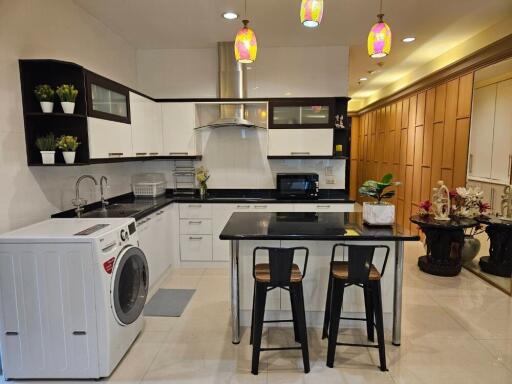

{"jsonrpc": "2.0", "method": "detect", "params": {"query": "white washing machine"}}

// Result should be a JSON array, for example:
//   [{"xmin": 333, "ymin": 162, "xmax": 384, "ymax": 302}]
[{"xmin": 0, "ymin": 218, "xmax": 149, "ymax": 379}]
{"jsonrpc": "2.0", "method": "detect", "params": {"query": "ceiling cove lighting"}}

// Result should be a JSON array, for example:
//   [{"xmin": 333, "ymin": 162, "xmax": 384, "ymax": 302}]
[
  {"xmin": 402, "ymin": 36, "xmax": 416, "ymax": 43},
  {"xmin": 234, "ymin": 0, "xmax": 257, "ymax": 63},
  {"xmin": 222, "ymin": 11, "xmax": 239, "ymax": 20},
  {"xmin": 367, "ymin": 0, "xmax": 392, "ymax": 58},
  {"xmin": 300, "ymin": 0, "xmax": 324, "ymax": 28},
  {"xmin": 359, "ymin": 77, "xmax": 368, "ymax": 81}
]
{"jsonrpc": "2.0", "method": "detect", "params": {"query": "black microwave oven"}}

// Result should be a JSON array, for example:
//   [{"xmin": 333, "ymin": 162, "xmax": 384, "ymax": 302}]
[{"xmin": 276, "ymin": 173, "xmax": 319, "ymax": 199}]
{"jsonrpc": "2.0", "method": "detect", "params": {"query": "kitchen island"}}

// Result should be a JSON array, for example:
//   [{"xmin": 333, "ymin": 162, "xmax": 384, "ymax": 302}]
[{"xmin": 219, "ymin": 211, "xmax": 419, "ymax": 346}]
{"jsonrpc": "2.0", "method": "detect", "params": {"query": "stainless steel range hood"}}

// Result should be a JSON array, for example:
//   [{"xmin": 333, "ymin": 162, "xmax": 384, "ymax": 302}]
[{"xmin": 196, "ymin": 42, "xmax": 264, "ymax": 129}]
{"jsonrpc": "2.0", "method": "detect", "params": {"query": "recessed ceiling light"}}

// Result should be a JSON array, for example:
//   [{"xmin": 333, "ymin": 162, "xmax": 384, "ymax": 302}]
[
  {"xmin": 359, "ymin": 77, "xmax": 368, "ymax": 81},
  {"xmin": 402, "ymin": 36, "xmax": 416, "ymax": 43},
  {"xmin": 222, "ymin": 11, "xmax": 238, "ymax": 20}
]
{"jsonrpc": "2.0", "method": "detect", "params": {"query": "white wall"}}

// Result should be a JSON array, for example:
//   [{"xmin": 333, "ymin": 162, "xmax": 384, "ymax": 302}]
[
  {"xmin": 136, "ymin": 46, "xmax": 349, "ymax": 98},
  {"xmin": 0, "ymin": 0, "xmax": 143, "ymax": 232}
]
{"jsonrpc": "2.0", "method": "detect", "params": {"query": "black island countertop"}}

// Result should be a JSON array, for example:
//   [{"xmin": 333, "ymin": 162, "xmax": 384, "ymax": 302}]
[
  {"xmin": 219, "ymin": 212, "xmax": 420, "ymax": 241},
  {"xmin": 52, "ymin": 189, "xmax": 354, "ymax": 221}
]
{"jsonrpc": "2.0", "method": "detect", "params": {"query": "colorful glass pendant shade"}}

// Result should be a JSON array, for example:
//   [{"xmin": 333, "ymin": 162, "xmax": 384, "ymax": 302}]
[
  {"xmin": 368, "ymin": 0, "xmax": 391, "ymax": 58},
  {"xmin": 235, "ymin": 19, "xmax": 257, "ymax": 63},
  {"xmin": 300, "ymin": 0, "xmax": 323, "ymax": 28}
]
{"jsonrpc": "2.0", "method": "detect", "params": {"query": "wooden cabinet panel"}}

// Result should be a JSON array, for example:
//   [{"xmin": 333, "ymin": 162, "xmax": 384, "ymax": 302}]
[
  {"xmin": 434, "ymin": 83, "xmax": 447, "ymax": 123},
  {"xmin": 401, "ymin": 98, "xmax": 409, "ymax": 129},
  {"xmin": 442, "ymin": 78, "xmax": 459, "ymax": 169},
  {"xmin": 390, "ymin": 104, "xmax": 397, "ymax": 132},
  {"xmin": 406, "ymin": 127, "xmax": 415, "ymax": 165},
  {"xmin": 351, "ymin": 116, "xmax": 360, "ymax": 160},
  {"xmin": 408, "ymin": 95, "xmax": 417, "ymax": 130},
  {"xmin": 395, "ymin": 101, "xmax": 403, "ymax": 130},
  {"xmin": 370, "ymin": 111, "xmax": 376, "ymax": 135},
  {"xmin": 430, "ymin": 122, "xmax": 444, "ymax": 187},
  {"xmin": 412, "ymin": 125, "xmax": 424, "ymax": 204},
  {"xmin": 441, "ymin": 169, "xmax": 453, "ymax": 189},
  {"xmin": 453, "ymin": 118, "xmax": 471, "ymax": 187},
  {"xmin": 404, "ymin": 165, "xmax": 414, "ymax": 231},
  {"xmin": 457, "ymin": 73, "xmax": 474, "ymax": 118},
  {"xmin": 393, "ymin": 125, "xmax": 401, "ymax": 164},
  {"xmin": 396, "ymin": 199, "xmax": 405, "ymax": 232},
  {"xmin": 416, "ymin": 92, "xmax": 426, "ymax": 126},
  {"xmin": 420, "ymin": 167, "xmax": 432, "ymax": 201},
  {"xmin": 422, "ymin": 88, "xmax": 436, "ymax": 166}
]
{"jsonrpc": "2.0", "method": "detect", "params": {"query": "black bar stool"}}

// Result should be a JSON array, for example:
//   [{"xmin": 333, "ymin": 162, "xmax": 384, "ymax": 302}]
[
  {"xmin": 322, "ymin": 243, "xmax": 390, "ymax": 371},
  {"xmin": 250, "ymin": 246, "xmax": 310, "ymax": 375}
]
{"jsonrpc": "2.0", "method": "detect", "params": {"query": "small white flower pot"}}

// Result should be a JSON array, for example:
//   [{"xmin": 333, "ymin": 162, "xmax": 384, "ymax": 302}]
[
  {"xmin": 63, "ymin": 151, "xmax": 76, "ymax": 164},
  {"xmin": 40, "ymin": 151, "xmax": 55, "ymax": 164},
  {"xmin": 40, "ymin": 101, "xmax": 54, "ymax": 113},
  {"xmin": 363, "ymin": 202, "xmax": 395, "ymax": 226},
  {"xmin": 61, "ymin": 102, "xmax": 75, "ymax": 114}
]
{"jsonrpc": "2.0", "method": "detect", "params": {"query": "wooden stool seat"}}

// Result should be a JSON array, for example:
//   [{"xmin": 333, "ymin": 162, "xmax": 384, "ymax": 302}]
[
  {"xmin": 255, "ymin": 263, "xmax": 303, "ymax": 283},
  {"xmin": 331, "ymin": 261, "xmax": 381, "ymax": 281}
]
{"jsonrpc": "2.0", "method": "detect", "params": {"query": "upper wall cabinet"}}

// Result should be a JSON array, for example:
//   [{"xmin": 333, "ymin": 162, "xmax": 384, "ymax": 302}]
[
  {"xmin": 130, "ymin": 92, "xmax": 163, "ymax": 156},
  {"xmin": 268, "ymin": 98, "xmax": 336, "ymax": 128},
  {"xmin": 87, "ymin": 117, "xmax": 133, "ymax": 159},
  {"xmin": 85, "ymin": 71, "xmax": 130, "ymax": 124},
  {"xmin": 268, "ymin": 129, "xmax": 334, "ymax": 157},
  {"xmin": 162, "ymin": 103, "xmax": 199, "ymax": 157}
]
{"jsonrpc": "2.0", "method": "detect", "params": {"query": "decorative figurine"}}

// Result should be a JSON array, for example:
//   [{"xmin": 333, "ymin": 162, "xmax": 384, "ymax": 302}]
[
  {"xmin": 432, "ymin": 180, "xmax": 451, "ymax": 221},
  {"xmin": 335, "ymin": 114, "xmax": 345, "ymax": 129},
  {"xmin": 501, "ymin": 185, "xmax": 512, "ymax": 221}
]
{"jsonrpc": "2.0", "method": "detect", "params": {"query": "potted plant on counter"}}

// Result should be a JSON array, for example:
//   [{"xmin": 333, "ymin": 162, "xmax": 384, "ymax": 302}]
[
  {"xmin": 35, "ymin": 133, "xmax": 56, "ymax": 164},
  {"xmin": 196, "ymin": 166, "xmax": 210, "ymax": 199},
  {"xmin": 34, "ymin": 84, "xmax": 55, "ymax": 113},
  {"xmin": 56, "ymin": 84, "xmax": 78, "ymax": 114},
  {"xmin": 359, "ymin": 173, "xmax": 400, "ymax": 225},
  {"xmin": 56, "ymin": 135, "xmax": 80, "ymax": 164}
]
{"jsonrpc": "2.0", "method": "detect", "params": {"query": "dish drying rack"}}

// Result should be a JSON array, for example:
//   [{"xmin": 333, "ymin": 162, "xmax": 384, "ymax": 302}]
[{"xmin": 173, "ymin": 160, "xmax": 197, "ymax": 195}]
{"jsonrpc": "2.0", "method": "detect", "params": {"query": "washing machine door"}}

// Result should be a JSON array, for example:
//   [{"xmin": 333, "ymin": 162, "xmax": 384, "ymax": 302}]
[{"xmin": 111, "ymin": 245, "xmax": 149, "ymax": 325}]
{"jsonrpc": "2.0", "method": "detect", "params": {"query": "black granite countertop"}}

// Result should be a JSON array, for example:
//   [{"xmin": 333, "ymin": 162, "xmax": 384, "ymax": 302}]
[
  {"xmin": 52, "ymin": 189, "xmax": 354, "ymax": 221},
  {"xmin": 475, "ymin": 215, "xmax": 512, "ymax": 227},
  {"xmin": 409, "ymin": 215, "xmax": 478, "ymax": 229},
  {"xmin": 219, "ymin": 212, "xmax": 420, "ymax": 241}
]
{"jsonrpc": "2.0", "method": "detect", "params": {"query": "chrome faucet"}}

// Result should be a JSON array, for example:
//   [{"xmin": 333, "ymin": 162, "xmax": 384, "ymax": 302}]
[
  {"xmin": 100, "ymin": 176, "xmax": 109, "ymax": 210},
  {"xmin": 73, "ymin": 175, "xmax": 98, "ymax": 217}
]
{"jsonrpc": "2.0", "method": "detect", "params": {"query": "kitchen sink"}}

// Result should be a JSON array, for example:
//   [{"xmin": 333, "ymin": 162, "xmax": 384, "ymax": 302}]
[{"xmin": 80, "ymin": 204, "xmax": 143, "ymax": 218}]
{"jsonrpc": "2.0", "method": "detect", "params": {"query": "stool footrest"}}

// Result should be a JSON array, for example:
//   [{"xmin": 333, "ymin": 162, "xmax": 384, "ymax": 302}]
[
  {"xmin": 336, "ymin": 342, "xmax": 380, "ymax": 349},
  {"xmin": 263, "ymin": 319, "xmax": 294, "ymax": 323},
  {"xmin": 340, "ymin": 316, "xmax": 370, "ymax": 322},
  {"xmin": 260, "ymin": 347, "xmax": 302, "ymax": 352}
]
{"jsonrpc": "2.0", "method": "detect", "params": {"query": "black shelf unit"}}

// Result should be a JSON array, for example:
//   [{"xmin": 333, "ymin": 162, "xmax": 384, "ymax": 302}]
[{"xmin": 19, "ymin": 59, "xmax": 90, "ymax": 166}]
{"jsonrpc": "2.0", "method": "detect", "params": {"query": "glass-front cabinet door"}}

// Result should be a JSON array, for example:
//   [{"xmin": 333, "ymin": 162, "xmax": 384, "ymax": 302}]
[
  {"xmin": 86, "ymin": 71, "xmax": 130, "ymax": 123},
  {"xmin": 269, "ymin": 99, "xmax": 335, "ymax": 128}
]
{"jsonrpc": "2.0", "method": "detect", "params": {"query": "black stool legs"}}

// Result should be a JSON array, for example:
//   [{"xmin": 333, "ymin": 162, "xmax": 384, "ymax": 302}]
[{"xmin": 251, "ymin": 283, "xmax": 267, "ymax": 375}]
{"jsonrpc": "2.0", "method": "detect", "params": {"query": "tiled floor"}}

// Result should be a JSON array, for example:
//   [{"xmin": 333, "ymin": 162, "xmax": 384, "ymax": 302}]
[{"xmin": 3, "ymin": 241, "xmax": 512, "ymax": 383}]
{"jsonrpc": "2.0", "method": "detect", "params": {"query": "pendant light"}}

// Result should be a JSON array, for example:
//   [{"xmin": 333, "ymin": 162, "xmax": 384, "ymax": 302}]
[
  {"xmin": 367, "ymin": 0, "xmax": 392, "ymax": 58},
  {"xmin": 234, "ymin": 0, "xmax": 257, "ymax": 63},
  {"xmin": 300, "ymin": 0, "xmax": 323, "ymax": 28}
]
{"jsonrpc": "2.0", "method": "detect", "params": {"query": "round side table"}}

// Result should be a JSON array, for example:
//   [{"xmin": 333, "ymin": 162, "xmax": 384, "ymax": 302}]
[
  {"xmin": 475, "ymin": 216, "xmax": 512, "ymax": 277},
  {"xmin": 410, "ymin": 215, "xmax": 478, "ymax": 276}
]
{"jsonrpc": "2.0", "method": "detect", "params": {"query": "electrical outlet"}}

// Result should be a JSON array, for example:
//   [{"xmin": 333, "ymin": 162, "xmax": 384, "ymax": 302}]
[
  {"xmin": 325, "ymin": 166, "xmax": 333, "ymax": 176},
  {"xmin": 326, "ymin": 178, "xmax": 336, "ymax": 185}
]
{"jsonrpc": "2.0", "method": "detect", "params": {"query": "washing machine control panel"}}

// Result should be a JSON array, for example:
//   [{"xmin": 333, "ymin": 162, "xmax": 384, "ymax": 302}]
[{"xmin": 120, "ymin": 228, "xmax": 129, "ymax": 241}]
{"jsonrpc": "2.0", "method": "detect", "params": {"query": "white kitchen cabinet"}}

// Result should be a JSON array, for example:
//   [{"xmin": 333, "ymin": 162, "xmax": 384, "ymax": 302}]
[
  {"xmin": 180, "ymin": 235, "xmax": 213, "ymax": 261},
  {"xmin": 162, "ymin": 103, "xmax": 199, "ymax": 156},
  {"xmin": 467, "ymin": 179, "xmax": 507, "ymax": 215},
  {"xmin": 87, "ymin": 117, "xmax": 132, "ymax": 159},
  {"xmin": 179, "ymin": 203, "xmax": 212, "ymax": 219},
  {"xmin": 130, "ymin": 92, "xmax": 163, "ymax": 156},
  {"xmin": 469, "ymin": 79, "xmax": 512, "ymax": 184},
  {"xmin": 491, "ymin": 79, "xmax": 512, "ymax": 183},
  {"xmin": 268, "ymin": 128, "xmax": 333, "ymax": 157},
  {"xmin": 180, "ymin": 219, "xmax": 212, "ymax": 235}
]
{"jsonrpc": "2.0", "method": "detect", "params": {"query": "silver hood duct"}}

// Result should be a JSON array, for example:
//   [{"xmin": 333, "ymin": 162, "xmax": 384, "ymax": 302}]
[{"xmin": 200, "ymin": 42, "xmax": 261, "ymax": 129}]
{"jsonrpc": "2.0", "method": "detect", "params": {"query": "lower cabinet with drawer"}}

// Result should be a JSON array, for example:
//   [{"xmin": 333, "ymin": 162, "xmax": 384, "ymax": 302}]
[{"xmin": 180, "ymin": 235, "xmax": 213, "ymax": 261}]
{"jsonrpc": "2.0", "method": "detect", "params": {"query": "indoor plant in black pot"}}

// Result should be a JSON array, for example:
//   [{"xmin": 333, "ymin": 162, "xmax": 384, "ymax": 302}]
[{"xmin": 359, "ymin": 173, "xmax": 400, "ymax": 225}]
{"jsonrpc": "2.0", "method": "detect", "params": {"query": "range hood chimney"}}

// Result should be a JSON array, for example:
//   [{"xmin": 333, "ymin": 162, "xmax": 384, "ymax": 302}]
[{"xmin": 202, "ymin": 42, "xmax": 260, "ymax": 128}]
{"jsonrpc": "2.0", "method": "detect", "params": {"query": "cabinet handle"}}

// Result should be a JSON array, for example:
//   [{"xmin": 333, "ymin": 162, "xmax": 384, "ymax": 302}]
[
  {"xmin": 508, "ymin": 155, "xmax": 512, "ymax": 178},
  {"xmin": 316, "ymin": 205, "xmax": 331, "ymax": 208},
  {"xmin": 150, "ymin": 152, "xmax": 159, "ymax": 156},
  {"xmin": 254, "ymin": 205, "xmax": 268, "ymax": 209},
  {"xmin": 108, "ymin": 152, "xmax": 123, "ymax": 157},
  {"xmin": 73, "ymin": 331, "xmax": 87, "ymax": 336},
  {"xmin": 5, "ymin": 331, "xmax": 18, "ymax": 336},
  {"xmin": 189, "ymin": 236, "xmax": 203, "ymax": 240},
  {"xmin": 469, "ymin": 154, "xmax": 473, "ymax": 174},
  {"xmin": 189, "ymin": 220, "xmax": 202, "ymax": 224},
  {"xmin": 237, "ymin": 205, "xmax": 250, "ymax": 208},
  {"xmin": 156, "ymin": 211, "xmax": 164, "ymax": 215},
  {"xmin": 169, "ymin": 152, "xmax": 189, "ymax": 156},
  {"xmin": 136, "ymin": 152, "xmax": 147, "ymax": 156},
  {"xmin": 188, "ymin": 204, "xmax": 202, "ymax": 208},
  {"xmin": 290, "ymin": 152, "xmax": 310, "ymax": 155}
]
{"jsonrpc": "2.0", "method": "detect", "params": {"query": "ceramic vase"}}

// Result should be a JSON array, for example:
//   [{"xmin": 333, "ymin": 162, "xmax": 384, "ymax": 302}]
[
  {"xmin": 40, "ymin": 101, "xmax": 54, "ymax": 113},
  {"xmin": 40, "ymin": 151, "xmax": 55, "ymax": 164},
  {"xmin": 363, "ymin": 202, "xmax": 395, "ymax": 225},
  {"xmin": 61, "ymin": 102, "xmax": 75, "ymax": 114},
  {"xmin": 461, "ymin": 236, "xmax": 481, "ymax": 264},
  {"xmin": 63, "ymin": 151, "xmax": 76, "ymax": 164}
]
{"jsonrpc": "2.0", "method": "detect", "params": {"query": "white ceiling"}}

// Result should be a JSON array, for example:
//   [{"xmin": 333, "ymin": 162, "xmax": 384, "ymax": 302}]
[{"xmin": 74, "ymin": 0, "xmax": 512, "ymax": 99}]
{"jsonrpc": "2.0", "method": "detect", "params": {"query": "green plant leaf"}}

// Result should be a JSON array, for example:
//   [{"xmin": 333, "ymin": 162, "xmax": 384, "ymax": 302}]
[{"xmin": 380, "ymin": 173, "xmax": 393, "ymax": 184}]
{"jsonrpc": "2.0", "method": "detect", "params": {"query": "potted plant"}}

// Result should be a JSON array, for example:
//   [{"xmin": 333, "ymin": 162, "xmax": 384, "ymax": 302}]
[
  {"xmin": 34, "ymin": 84, "xmax": 55, "ymax": 113},
  {"xmin": 196, "ymin": 166, "xmax": 210, "ymax": 199},
  {"xmin": 359, "ymin": 173, "xmax": 400, "ymax": 225},
  {"xmin": 56, "ymin": 84, "xmax": 78, "ymax": 114},
  {"xmin": 56, "ymin": 135, "xmax": 80, "ymax": 164},
  {"xmin": 35, "ymin": 133, "xmax": 56, "ymax": 164}
]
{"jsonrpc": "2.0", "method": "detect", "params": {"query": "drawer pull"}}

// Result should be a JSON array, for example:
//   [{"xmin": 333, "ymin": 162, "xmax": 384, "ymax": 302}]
[
  {"xmin": 156, "ymin": 211, "xmax": 164, "ymax": 215},
  {"xmin": 73, "ymin": 331, "xmax": 87, "ymax": 336},
  {"xmin": 108, "ymin": 152, "xmax": 123, "ymax": 157},
  {"xmin": 189, "ymin": 220, "xmax": 202, "ymax": 224},
  {"xmin": 189, "ymin": 236, "xmax": 203, "ymax": 240},
  {"xmin": 316, "ymin": 205, "xmax": 331, "ymax": 208},
  {"xmin": 5, "ymin": 331, "xmax": 18, "ymax": 336},
  {"xmin": 290, "ymin": 152, "xmax": 310, "ymax": 155},
  {"xmin": 254, "ymin": 205, "xmax": 268, "ymax": 209},
  {"xmin": 188, "ymin": 204, "xmax": 202, "ymax": 208},
  {"xmin": 237, "ymin": 205, "xmax": 250, "ymax": 208},
  {"xmin": 136, "ymin": 152, "xmax": 147, "ymax": 156},
  {"xmin": 149, "ymin": 152, "xmax": 159, "ymax": 156},
  {"xmin": 169, "ymin": 152, "xmax": 189, "ymax": 155}
]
